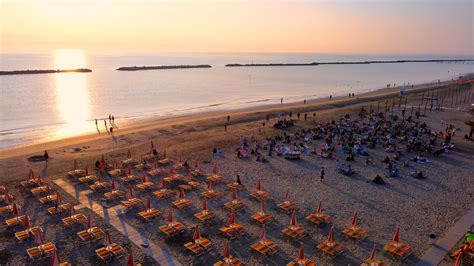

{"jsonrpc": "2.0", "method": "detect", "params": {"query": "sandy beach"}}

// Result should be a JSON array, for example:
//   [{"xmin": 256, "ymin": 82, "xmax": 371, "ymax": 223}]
[{"xmin": 0, "ymin": 78, "xmax": 473, "ymax": 265}]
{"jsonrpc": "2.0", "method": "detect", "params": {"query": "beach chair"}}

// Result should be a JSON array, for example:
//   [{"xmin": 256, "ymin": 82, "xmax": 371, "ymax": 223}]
[
  {"xmin": 201, "ymin": 181, "xmax": 222, "ymax": 200},
  {"xmin": 219, "ymin": 211, "xmax": 244, "ymax": 239},
  {"xmin": 250, "ymin": 180, "xmax": 270, "ymax": 201},
  {"xmin": 153, "ymin": 187, "xmax": 175, "ymax": 199},
  {"xmin": 121, "ymin": 167, "xmax": 139, "ymax": 183},
  {"xmin": 251, "ymin": 200, "xmax": 273, "ymax": 224},
  {"xmin": 20, "ymin": 177, "xmax": 42, "ymax": 188},
  {"xmin": 184, "ymin": 225, "xmax": 212, "ymax": 255},
  {"xmin": 190, "ymin": 161, "xmax": 205, "ymax": 177},
  {"xmin": 62, "ymin": 213, "xmax": 87, "ymax": 227},
  {"xmin": 39, "ymin": 194, "xmax": 58, "ymax": 204},
  {"xmin": 224, "ymin": 192, "xmax": 245, "ymax": 211},
  {"xmin": 148, "ymin": 166, "xmax": 164, "ymax": 177},
  {"xmin": 306, "ymin": 201, "xmax": 331, "ymax": 227},
  {"xmin": 277, "ymin": 189, "xmax": 298, "ymax": 214},
  {"xmin": 251, "ymin": 226, "xmax": 278, "ymax": 256},
  {"xmin": 138, "ymin": 198, "xmax": 160, "ymax": 222},
  {"xmin": 121, "ymin": 157, "xmax": 137, "ymax": 168},
  {"xmin": 287, "ymin": 244, "xmax": 316, "ymax": 266},
  {"xmin": 361, "ymin": 245, "xmax": 387, "ymax": 266},
  {"xmin": 342, "ymin": 213, "xmax": 367, "ymax": 240},
  {"xmin": 172, "ymin": 189, "xmax": 192, "ymax": 209},
  {"xmin": 316, "ymin": 227, "xmax": 343, "ymax": 258},
  {"xmin": 103, "ymin": 189, "xmax": 126, "ymax": 201},
  {"xmin": 194, "ymin": 199, "xmax": 215, "ymax": 224},
  {"xmin": 226, "ymin": 181, "xmax": 243, "ymax": 191},
  {"xmin": 77, "ymin": 227, "xmax": 104, "ymax": 242},
  {"xmin": 26, "ymin": 242, "xmax": 56, "ymax": 260},
  {"xmin": 135, "ymin": 181, "xmax": 155, "ymax": 191},
  {"xmin": 67, "ymin": 169, "xmax": 86, "ymax": 178},
  {"xmin": 207, "ymin": 164, "xmax": 223, "ymax": 183},
  {"xmin": 159, "ymin": 210, "xmax": 185, "ymax": 237},
  {"xmin": 120, "ymin": 198, "xmax": 143, "ymax": 209},
  {"xmin": 89, "ymin": 181, "xmax": 111, "ymax": 192},
  {"xmin": 15, "ymin": 226, "xmax": 43, "ymax": 242},
  {"xmin": 282, "ymin": 211, "xmax": 305, "ymax": 240},
  {"xmin": 5, "ymin": 214, "xmax": 28, "ymax": 227},
  {"xmin": 383, "ymin": 228, "xmax": 412, "ymax": 260},
  {"xmin": 48, "ymin": 203, "xmax": 72, "ymax": 216},
  {"xmin": 214, "ymin": 241, "xmax": 242, "ymax": 266},
  {"xmin": 31, "ymin": 185, "xmax": 51, "ymax": 196},
  {"xmin": 78, "ymin": 175, "xmax": 98, "ymax": 184}
]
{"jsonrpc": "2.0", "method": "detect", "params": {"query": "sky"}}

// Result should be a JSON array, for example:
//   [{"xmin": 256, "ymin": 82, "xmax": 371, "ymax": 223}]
[{"xmin": 0, "ymin": 0, "xmax": 473, "ymax": 55}]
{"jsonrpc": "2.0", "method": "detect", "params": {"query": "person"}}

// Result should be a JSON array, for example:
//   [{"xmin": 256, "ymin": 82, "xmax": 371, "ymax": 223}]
[
  {"xmin": 428, "ymin": 234, "xmax": 436, "ymax": 245},
  {"xmin": 304, "ymin": 113, "xmax": 307, "ymax": 121},
  {"xmin": 152, "ymin": 149, "xmax": 158, "ymax": 156},
  {"xmin": 281, "ymin": 97, "xmax": 283, "ymax": 104},
  {"xmin": 297, "ymin": 113, "xmax": 300, "ymax": 120},
  {"xmin": 227, "ymin": 115, "xmax": 230, "ymax": 124},
  {"xmin": 112, "ymin": 115, "xmax": 115, "ymax": 122},
  {"xmin": 110, "ymin": 127, "xmax": 114, "ymax": 133},
  {"xmin": 330, "ymin": 95, "xmax": 332, "ymax": 100},
  {"xmin": 266, "ymin": 114, "xmax": 270, "ymax": 122},
  {"xmin": 289, "ymin": 111, "xmax": 292, "ymax": 119},
  {"xmin": 108, "ymin": 114, "xmax": 111, "ymax": 121},
  {"xmin": 236, "ymin": 174, "xmax": 242, "ymax": 185},
  {"xmin": 373, "ymin": 174, "xmax": 385, "ymax": 184},
  {"xmin": 43, "ymin": 150, "xmax": 49, "ymax": 161},
  {"xmin": 304, "ymin": 99, "xmax": 306, "ymax": 104},
  {"xmin": 320, "ymin": 167, "xmax": 325, "ymax": 181},
  {"xmin": 95, "ymin": 160, "xmax": 100, "ymax": 169},
  {"xmin": 95, "ymin": 119, "xmax": 98, "ymax": 126},
  {"xmin": 224, "ymin": 123, "xmax": 227, "ymax": 132}
]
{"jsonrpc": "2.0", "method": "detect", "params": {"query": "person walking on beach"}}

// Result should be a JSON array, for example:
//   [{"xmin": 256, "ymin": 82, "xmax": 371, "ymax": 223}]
[
  {"xmin": 304, "ymin": 113, "xmax": 307, "ymax": 121},
  {"xmin": 304, "ymin": 99, "xmax": 306, "ymax": 104},
  {"xmin": 108, "ymin": 114, "xmax": 111, "ymax": 122},
  {"xmin": 112, "ymin": 115, "xmax": 115, "ymax": 122},
  {"xmin": 224, "ymin": 123, "xmax": 227, "ymax": 132},
  {"xmin": 43, "ymin": 150, "xmax": 49, "ymax": 161},
  {"xmin": 320, "ymin": 167, "xmax": 325, "ymax": 182},
  {"xmin": 227, "ymin": 115, "xmax": 230, "ymax": 124},
  {"xmin": 95, "ymin": 119, "xmax": 98, "ymax": 126},
  {"xmin": 104, "ymin": 120, "xmax": 109, "ymax": 134},
  {"xmin": 297, "ymin": 113, "xmax": 301, "ymax": 120},
  {"xmin": 266, "ymin": 114, "xmax": 270, "ymax": 122},
  {"xmin": 330, "ymin": 95, "xmax": 332, "ymax": 100}
]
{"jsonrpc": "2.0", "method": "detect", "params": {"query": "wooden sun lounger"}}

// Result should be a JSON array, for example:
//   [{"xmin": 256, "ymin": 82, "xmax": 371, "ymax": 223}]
[
  {"xmin": 67, "ymin": 169, "xmax": 86, "ymax": 178},
  {"xmin": 89, "ymin": 182, "xmax": 111, "ymax": 191},
  {"xmin": 316, "ymin": 241, "xmax": 344, "ymax": 257},
  {"xmin": 184, "ymin": 242, "xmax": 204, "ymax": 256},
  {"xmin": 62, "ymin": 213, "xmax": 87, "ymax": 227},
  {"xmin": 148, "ymin": 169, "xmax": 164, "ymax": 177},
  {"xmin": 77, "ymin": 227, "xmax": 104, "ymax": 242},
  {"xmin": 31, "ymin": 186, "xmax": 50, "ymax": 196},
  {"xmin": 95, "ymin": 243, "xmax": 125, "ymax": 261},
  {"xmin": 5, "ymin": 214, "xmax": 28, "ymax": 227},
  {"xmin": 120, "ymin": 198, "xmax": 142, "ymax": 208},
  {"xmin": 282, "ymin": 225, "xmax": 305, "ymax": 240},
  {"xmin": 277, "ymin": 201, "xmax": 298, "ymax": 213},
  {"xmin": 194, "ymin": 210, "xmax": 216, "ymax": 223},
  {"xmin": 78, "ymin": 175, "xmax": 98, "ymax": 184},
  {"xmin": 190, "ymin": 169, "xmax": 204, "ymax": 177},
  {"xmin": 251, "ymin": 212, "xmax": 273, "ymax": 224},
  {"xmin": 226, "ymin": 182, "xmax": 243, "ymax": 191},
  {"xmin": 163, "ymin": 174, "xmax": 185, "ymax": 183},
  {"xmin": 138, "ymin": 208, "xmax": 160, "ymax": 222},
  {"xmin": 306, "ymin": 212, "xmax": 331, "ymax": 226},
  {"xmin": 342, "ymin": 225, "xmax": 367, "ymax": 240},
  {"xmin": 121, "ymin": 175, "xmax": 138, "ymax": 183},
  {"xmin": 201, "ymin": 190, "xmax": 222, "ymax": 200},
  {"xmin": 158, "ymin": 158, "xmax": 171, "ymax": 165},
  {"xmin": 15, "ymin": 226, "xmax": 43, "ymax": 242},
  {"xmin": 185, "ymin": 238, "xmax": 212, "ymax": 252},
  {"xmin": 0, "ymin": 205, "xmax": 15, "ymax": 216},
  {"xmin": 26, "ymin": 242, "xmax": 56, "ymax": 260},
  {"xmin": 121, "ymin": 158, "xmax": 137, "ymax": 167},
  {"xmin": 251, "ymin": 239, "xmax": 278, "ymax": 256},
  {"xmin": 214, "ymin": 256, "xmax": 242, "ymax": 266},
  {"xmin": 287, "ymin": 258, "xmax": 316, "ymax": 266},
  {"xmin": 159, "ymin": 221, "xmax": 185, "ymax": 237},
  {"xmin": 107, "ymin": 169, "xmax": 122, "ymax": 177},
  {"xmin": 383, "ymin": 241, "xmax": 412, "ymax": 260},
  {"xmin": 47, "ymin": 203, "xmax": 72, "ymax": 216},
  {"xmin": 207, "ymin": 174, "xmax": 223, "ymax": 183},
  {"xmin": 361, "ymin": 259, "xmax": 387, "ymax": 266},
  {"xmin": 39, "ymin": 194, "xmax": 58, "ymax": 204},
  {"xmin": 103, "ymin": 190, "xmax": 126, "ymax": 201},
  {"xmin": 153, "ymin": 189, "xmax": 174, "ymax": 199},
  {"xmin": 250, "ymin": 190, "xmax": 270, "ymax": 201},
  {"xmin": 20, "ymin": 178, "xmax": 41, "ymax": 188},
  {"xmin": 219, "ymin": 223, "xmax": 245, "ymax": 239},
  {"xmin": 172, "ymin": 198, "xmax": 192, "ymax": 209},
  {"xmin": 224, "ymin": 200, "xmax": 245, "ymax": 211},
  {"xmin": 134, "ymin": 162, "xmax": 151, "ymax": 170},
  {"xmin": 135, "ymin": 182, "xmax": 155, "ymax": 191}
]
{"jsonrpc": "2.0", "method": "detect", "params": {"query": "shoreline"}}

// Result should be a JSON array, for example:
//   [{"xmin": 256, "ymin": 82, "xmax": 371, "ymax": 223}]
[
  {"xmin": 0, "ymin": 75, "xmax": 470, "ymax": 160},
  {"xmin": 0, "ymin": 68, "xmax": 92, "ymax": 75},
  {"xmin": 225, "ymin": 59, "xmax": 474, "ymax": 67}
]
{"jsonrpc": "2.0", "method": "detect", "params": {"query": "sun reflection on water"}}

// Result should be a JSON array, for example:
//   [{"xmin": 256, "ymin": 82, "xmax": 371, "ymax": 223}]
[{"xmin": 53, "ymin": 49, "xmax": 91, "ymax": 138}]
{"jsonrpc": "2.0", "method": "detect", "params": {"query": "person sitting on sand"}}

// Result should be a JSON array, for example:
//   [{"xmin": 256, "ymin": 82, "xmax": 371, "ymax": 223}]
[
  {"xmin": 152, "ymin": 149, "xmax": 158, "ymax": 156},
  {"xmin": 213, "ymin": 148, "xmax": 223, "ymax": 157},
  {"xmin": 365, "ymin": 157, "xmax": 373, "ymax": 165},
  {"xmin": 372, "ymin": 174, "xmax": 385, "ymax": 184},
  {"xmin": 410, "ymin": 170, "xmax": 425, "ymax": 179},
  {"xmin": 343, "ymin": 165, "xmax": 354, "ymax": 176},
  {"xmin": 382, "ymin": 156, "xmax": 390, "ymax": 164}
]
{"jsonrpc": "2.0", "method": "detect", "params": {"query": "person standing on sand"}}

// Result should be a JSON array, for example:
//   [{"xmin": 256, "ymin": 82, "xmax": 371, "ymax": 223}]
[
  {"xmin": 266, "ymin": 114, "xmax": 270, "ymax": 122},
  {"xmin": 304, "ymin": 99, "xmax": 306, "ymax": 104},
  {"xmin": 304, "ymin": 113, "xmax": 308, "ymax": 121},
  {"xmin": 224, "ymin": 123, "xmax": 227, "ymax": 132},
  {"xmin": 104, "ymin": 120, "xmax": 109, "ymax": 134},
  {"xmin": 43, "ymin": 150, "xmax": 49, "ymax": 161},
  {"xmin": 320, "ymin": 167, "xmax": 325, "ymax": 181},
  {"xmin": 112, "ymin": 115, "xmax": 115, "ymax": 122},
  {"xmin": 227, "ymin": 115, "xmax": 230, "ymax": 124},
  {"xmin": 95, "ymin": 119, "xmax": 98, "ymax": 126},
  {"xmin": 297, "ymin": 113, "xmax": 301, "ymax": 120},
  {"xmin": 330, "ymin": 95, "xmax": 332, "ymax": 100},
  {"xmin": 281, "ymin": 97, "xmax": 283, "ymax": 104}
]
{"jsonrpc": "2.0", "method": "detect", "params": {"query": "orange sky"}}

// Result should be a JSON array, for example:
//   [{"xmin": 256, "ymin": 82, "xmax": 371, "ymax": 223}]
[{"xmin": 1, "ymin": 0, "xmax": 472, "ymax": 55}]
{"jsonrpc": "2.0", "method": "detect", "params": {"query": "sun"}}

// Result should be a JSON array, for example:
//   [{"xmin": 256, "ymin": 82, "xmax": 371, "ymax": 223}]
[{"xmin": 54, "ymin": 49, "xmax": 86, "ymax": 69}]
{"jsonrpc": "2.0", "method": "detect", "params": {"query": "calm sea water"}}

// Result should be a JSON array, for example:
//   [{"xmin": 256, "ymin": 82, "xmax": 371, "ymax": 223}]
[{"xmin": 1, "ymin": 53, "xmax": 473, "ymax": 149}]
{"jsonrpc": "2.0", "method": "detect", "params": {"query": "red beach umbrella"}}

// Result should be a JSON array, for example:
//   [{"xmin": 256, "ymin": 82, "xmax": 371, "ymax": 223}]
[
  {"xmin": 51, "ymin": 250, "xmax": 61, "ymax": 266},
  {"xmin": 212, "ymin": 164, "xmax": 218, "ymax": 175},
  {"xmin": 87, "ymin": 214, "xmax": 92, "ymax": 229},
  {"xmin": 163, "ymin": 150, "xmax": 167, "ymax": 158},
  {"xmin": 453, "ymin": 252, "xmax": 461, "ymax": 266},
  {"xmin": 231, "ymin": 191, "xmax": 237, "ymax": 201},
  {"xmin": 327, "ymin": 226, "xmax": 334, "ymax": 243},
  {"xmin": 159, "ymin": 179, "xmax": 166, "ymax": 189},
  {"xmin": 290, "ymin": 211, "xmax": 297, "ymax": 226},
  {"xmin": 259, "ymin": 200, "xmax": 265, "ymax": 214},
  {"xmin": 127, "ymin": 149, "xmax": 131, "ymax": 159},
  {"xmin": 259, "ymin": 225, "xmax": 267, "ymax": 240},
  {"xmin": 103, "ymin": 231, "xmax": 112, "ymax": 246},
  {"xmin": 73, "ymin": 160, "xmax": 77, "ymax": 170},
  {"xmin": 23, "ymin": 215, "xmax": 30, "ymax": 229},
  {"xmin": 256, "ymin": 180, "xmax": 261, "ymax": 190},
  {"xmin": 153, "ymin": 161, "xmax": 158, "ymax": 169},
  {"xmin": 284, "ymin": 189, "xmax": 290, "ymax": 202},
  {"xmin": 34, "ymin": 231, "xmax": 43, "ymax": 245},
  {"xmin": 146, "ymin": 197, "xmax": 151, "ymax": 209},
  {"xmin": 368, "ymin": 244, "xmax": 377, "ymax": 262},
  {"xmin": 222, "ymin": 241, "xmax": 230, "ymax": 259},
  {"xmin": 111, "ymin": 179, "xmax": 117, "ymax": 190},
  {"xmin": 167, "ymin": 210, "xmax": 173, "ymax": 223},
  {"xmin": 127, "ymin": 250, "xmax": 135, "ymax": 266},
  {"xmin": 351, "ymin": 212, "xmax": 358, "ymax": 226},
  {"xmin": 46, "ymin": 184, "xmax": 51, "ymax": 194},
  {"xmin": 202, "ymin": 199, "xmax": 208, "ymax": 211},
  {"xmin": 4, "ymin": 191, "xmax": 12, "ymax": 204},
  {"xmin": 316, "ymin": 201, "xmax": 322, "ymax": 213},
  {"xmin": 100, "ymin": 155, "xmax": 106, "ymax": 169},
  {"xmin": 85, "ymin": 166, "xmax": 89, "ymax": 176},
  {"xmin": 392, "ymin": 227, "xmax": 400, "ymax": 242},
  {"xmin": 194, "ymin": 160, "xmax": 199, "ymax": 169},
  {"xmin": 128, "ymin": 186, "xmax": 135, "ymax": 198},
  {"xmin": 207, "ymin": 180, "xmax": 213, "ymax": 191},
  {"xmin": 178, "ymin": 189, "xmax": 185, "ymax": 199},
  {"xmin": 70, "ymin": 205, "xmax": 76, "ymax": 216},
  {"xmin": 297, "ymin": 243, "xmax": 305, "ymax": 261},
  {"xmin": 193, "ymin": 224, "xmax": 201, "ymax": 240},
  {"xmin": 55, "ymin": 192, "xmax": 62, "ymax": 205},
  {"xmin": 141, "ymin": 174, "xmax": 147, "ymax": 183},
  {"xmin": 128, "ymin": 167, "xmax": 132, "ymax": 175},
  {"xmin": 12, "ymin": 203, "xmax": 19, "ymax": 216},
  {"xmin": 229, "ymin": 210, "xmax": 236, "ymax": 225},
  {"xmin": 169, "ymin": 168, "xmax": 175, "ymax": 176},
  {"xmin": 28, "ymin": 169, "xmax": 34, "ymax": 179}
]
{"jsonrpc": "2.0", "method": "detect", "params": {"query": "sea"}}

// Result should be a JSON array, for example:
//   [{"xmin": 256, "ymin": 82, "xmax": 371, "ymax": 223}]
[{"xmin": 1, "ymin": 52, "xmax": 473, "ymax": 149}]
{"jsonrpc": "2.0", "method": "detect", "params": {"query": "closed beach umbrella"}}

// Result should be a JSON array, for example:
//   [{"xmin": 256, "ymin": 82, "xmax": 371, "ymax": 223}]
[
  {"xmin": 87, "ymin": 214, "xmax": 92, "ymax": 229},
  {"xmin": 127, "ymin": 149, "xmax": 131, "ymax": 159},
  {"xmin": 259, "ymin": 225, "xmax": 267, "ymax": 240},
  {"xmin": 146, "ymin": 197, "xmax": 151, "ymax": 210},
  {"xmin": 327, "ymin": 226, "xmax": 334, "ymax": 243},
  {"xmin": 351, "ymin": 212, "xmax": 358, "ymax": 226},
  {"xmin": 34, "ymin": 231, "xmax": 43, "ymax": 245},
  {"xmin": 285, "ymin": 189, "xmax": 290, "ymax": 202},
  {"xmin": 193, "ymin": 224, "xmax": 201, "ymax": 240},
  {"xmin": 222, "ymin": 241, "xmax": 230, "ymax": 259},
  {"xmin": 297, "ymin": 243, "xmax": 305, "ymax": 261},
  {"xmin": 103, "ymin": 231, "xmax": 112, "ymax": 246},
  {"xmin": 368, "ymin": 244, "xmax": 377, "ymax": 262},
  {"xmin": 159, "ymin": 179, "xmax": 166, "ymax": 189},
  {"xmin": 163, "ymin": 150, "xmax": 167, "ymax": 158},
  {"xmin": 153, "ymin": 161, "xmax": 158, "ymax": 169},
  {"xmin": 178, "ymin": 189, "xmax": 185, "ymax": 199},
  {"xmin": 55, "ymin": 192, "xmax": 62, "ymax": 205},
  {"xmin": 128, "ymin": 167, "xmax": 132, "ymax": 175},
  {"xmin": 127, "ymin": 250, "xmax": 134, "ymax": 266},
  {"xmin": 392, "ymin": 227, "xmax": 400, "ymax": 242},
  {"xmin": 23, "ymin": 215, "xmax": 30, "ymax": 229},
  {"xmin": 51, "ymin": 250, "xmax": 61, "ymax": 266},
  {"xmin": 85, "ymin": 166, "xmax": 88, "ymax": 176},
  {"xmin": 259, "ymin": 200, "xmax": 265, "ymax": 214},
  {"xmin": 111, "ymin": 179, "xmax": 116, "ymax": 190},
  {"xmin": 207, "ymin": 181, "xmax": 213, "ymax": 191},
  {"xmin": 28, "ymin": 169, "xmax": 34, "ymax": 179},
  {"xmin": 128, "ymin": 187, "xmax": 135, "ymax": 198},
  {"xmin": 256, "ymin": 180, "xmax": 261, "ymax": 190},
  {"xmin": 194, "ymin": 160, "xmax": 199, "ymax": 169},
  {"xmin": 4, "ymin": 190, "xmax": 12, "ymax": 204},
  {"xmin": 12, "ymin": 203, "xmax": 19, "ymax": 216},
  {"xmin": 141, "ymin": 174, "xmax": 147, "ymax": 183},
  {"xmin": 290, "ymin": 211, "xmax": 297, "ymax": 226},
  {"xmin": 202, "ymin": 199, "xmax": 208, "ymax": 211},
  {"xmin": 70, "ymin": 205, "xmax": 76, "ymax": 215},
  {"xmin": 231, "ymin": 191, "xmax": 237, "ymax": 201},
  {"xmin": 167, "ymin": 210, "xmax": 173, "ymax": 223},
  {"xmin": 100, "ymin": 155, "xmax": 106, "ymax": 169},
  {"xmin": 73, "ymin": 160, "xmax": 77, "ymax": 170},
  {"xmin": 316, "ymin": 201, "xmax": 322, "ymax": 213},
  {"xmin": 229, "ymin": 210, "xmax": 235, "ymax": 225},
  {"xmin": 169, "ymin": 168, "xmax": 175, "ymax": 176},
  {"xmin": 212, "ymin": 164, "xmax": 218, "ymax": 174},
  {"xmin": 46, "ymin": 184, "xmax": 50, "ymax": 194}
]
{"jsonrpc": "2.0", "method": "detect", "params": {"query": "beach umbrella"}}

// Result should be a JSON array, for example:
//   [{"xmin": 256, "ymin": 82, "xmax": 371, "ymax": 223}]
[
  {"xmin": 127, "ymin": 250, "xmax": 135, "ymax": 266},
  {"xmin": 87, "ymin": 214, "xmax": 92, "ymax": 229},
  {"xmin": 222, "ymin": 241, "xmax": 230, "ymax": 260},
  {"xmin": 55, "ymin": 192, "xmax": 62, "ymax": 206},
  {"xmin": 23, "ymin": 215, "xmax": 30, "ymax": 229},
  {"xmin": 202, "ymin": 199, "xmax": 208, "ymax": 211},
  {"xmin": 193, "ymin": 224, "xmax": 201, "ymax": 240},
  {"xmin": 51, "ymin": 250, "xmax": 61, "ymax": 266},
  {"xmin": 159, "ymin": 179, "xmax": 166, "ymax": 189},
  {"xmin": 103, "ymin": 231, "xmax": 112, "ymax": 246},
  {"xmin": 297, "ymin": 243, "xmax": 305, "ymax": 261},
  {"xmin": 127, "ymin": 149, "xmax": 132, "ymax": 159},
  {"xmin": 231, "ymin": 191, "xmax": 237, "ymax": 201},
  {"xmin": 167, "ymin": 210, "xmax": 173, "ymax": 223},
  {"xmin": 194, "ymin": 160, "xmax": 199, "ymax": 169},
  {"xmin": 169, "ymin": 168, "xmax": 175, "ymax": 176},
  {"xmin": 100, "ymin": 155, "xmax": 106, "ymax": 169},
  {"xmin": 327, "ymin": 226, "xmax": 334, "ymax": 243},
  {"xmin": 207, "ymin": 180, "xmax": 213, "ymax": 191},
  {"xmin": 34, "ymin": 231, "xmax": 43, "ymax": 245},
  {"xmin": 284, "ymin": 189, "xmax": 290, "ymax": 202},
  {"xmin": 453, "ymin": 252, "xmax": 461, "ymax": 266},
  {"xmin": 46, "ymin": 184, "xmax": 51, "ymax": 194},
  {"xmin": 316, "ymin": 201, "xmax": 322, "ymax": 213},
  {"xmin": 4, "ymin": 190, "xmax": 12, "ymax": 204},
  {"xmin": 178, "ymin": 189, "xmax": 185, "ymax": 199},
  {"xmin": 392, "ymin": 227, "xmax": 400, "ymax": 242},
  {"xmin": 153, "ymin": 161, "xmax": 158, "ymax": 169},
  {"xmin": 111, "ymin": 179, "xmax": 117, "ymax": 190},
  {"xmin": 73, "ymin": 160, "xmax": 77, "ymax": 170},
  {"xmin": 113, "ymin": 161, "xmax": 117, "ymax": 170},
  {"xmin": 128, "ymin": 187, "xmax": 135, "ymax": 198},
  {"xmin": 256, "ymin": 180, "xmax": 262, "ymax": 190},
  {"xmin": 163, "ymin": 150, "xmax": 167, "ymax": 158},
  {"xmin": 368, "ymin": 244, "xmax": 377, "ymax": 262},
  {"xmin": 12, "ymin": 203, "xmax": 19, "ymax": 216},
  {"xmin": 351, "ymin": 212, "xmax": 358, "ymax": 226},
  {"xmin": 128, "ymin": 167, "xmax": 132, "ymax": 175},
  {"xmin": 290, "ymin": 211, "xmax": 297, "ymax": 226},
  {"xmin": 259, "ymin": 225, "xmax": 267, "ymax": 240},
  {"xmin": 229, "ymin": 210, "xmax": 236, "ymax": 225},
  {"xmin": 212, "ymin": 164, "xmax": 218, "ymax": 175},
  {"xmin": 85, "ymin": 166, "xmax": 89, "ymax": 176},
  {"xmin": 141, "ymin": 174, "xmax": 147, "ymax": 183},
  {"xmin": 70, "ymin": 205, "xmax": 76, "ymax": 216},
  {"xmin": 259, "ymin": 200, "xmax": 265, "ymax": 214},
  {"xmin": 28, "ymin": 169, "xmax": 34, "ymax": 179},
  {"xmin": 146, "ymin": 197, "xmax": 151, "ymax": 209}
]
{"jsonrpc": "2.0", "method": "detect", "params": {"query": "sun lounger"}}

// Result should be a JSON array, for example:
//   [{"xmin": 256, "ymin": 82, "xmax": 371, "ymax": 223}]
[
  {"xmin": 172, "ymin": 198, "xmax": 192, "ymax": 209},
  {"xmin": 287, "ymin": 258, "xmax": 315, "ymax": 266},
  {"xmin": 62, "ymin": 213, "xmax": 87, "ymax": 227},
  {"xmin": 67, "ymin": 169, "xmax": 86, "ymax": 178},
  {"xmin": 316, "ymin": 241, "xmax": 343, "ymax": 257},
  {"xmin": 277, "ymin": 200, "xmax": 298, "ymax": 213},
  {"xmin": 5, "ymin": 214, "xmax": 29, "ymax": 227},
  {"xmin": 190, "ymin": 168, "xmax": 204, "ymax": 177},
  {"xmin": 282, "ymin": 225, "xmax": 305, "ymax": 240},
  {"xmin": 224, "ymin": 199, "xmax": 245, "ymax": 211},
  {"xmin": 26, "ymin": 242, "xmax": 56, "ymax": 260},
  {"xmin": 20, "ymin": 178, "xmax": 42, "ymax": 188},
  {"xmin": 95, "ymin": 243, "xmax": 125, "ymax": 261},
  {"xmin": 121, "ymin": 175, "xmax": 138, "ymax": 183},
  {"xmin": 361, "ymin": 259, "xmax": 387, "ymax": 266},
  {"xmin": 47, "ymin": 203, "xmax": 72, "ymax": 216},
  {"xmin": 158, "ymin": 158, "xmax": 171, "ymax": 165},
  {"xmin": 214, "ymin": 256, "xmax": 242, "ymax": 266},
  {"xmin": 134, "ymin": 162, "xmax": 151, "ymax": 170},
  {"xmin": 163, "ymin": 174, "xmax": 185, "ymax": 183},
  {"xmin": 31, "ymin": 185, "xmax": 50, "ymax": 196},
  {"xmin": 138, "ymin": 208, "xmax": 160, "ymax": 222},
  {"xmin": 15, "ymin": 226, "xmax": 43, "ymax": 242},
  {"xmin": 250, "ymin": 190, "xmax": 270, "ymax": 201},
  {"xmin": 107, "ymin": 169, "xmax": 122, "ymax": 177},
  {"xmin": 121, "ymin": 158, "xmax": 137, "ymax": 167},
  {"xmin": 103, "ymin": 190, "xmax": 126, "ymax": 201},
  {"xmin": 135, "ymin": 182, "xmax": 155, "ymax": 191},
  {"xmin": 159, "ymin": 221, "xmax": 185, "ymax": 237},
  {"xmin": 0, "ymin": 204, "xmax": 16, "ymax": 216},
  {"xmin": 77, "ymin": 227, "xmax": 104, "ymax": 242},
  {"xmin": 89, "ymin": 181, "xmax": 111, "ymax": 191},
  {"xmin": 226, "ymin": 182, "xmax": 243, "ymax": 191},
  {"xmin": 251, "ymin": 239, "xmax": 278, "ymax": 256},
  {"xmin": 78, "ymin": 175, "xmax": 98, "ymax": 184},
  {"xmin": 306, "ymin": 212, "xmax": 331, "ymax": 226},
  {"xmin": 219, "ymin": 223, "xmax": 245, "ymax": 239},
  {"xmin": 184, "ymin": 237, "xmax": 212, "ymax": 255},
  {"xmin": 201, "ymin": 189, "xmax": 222, "ymax": 200},
  {"xmin": 342, "ymin": 225, "xmax": 367, "ymax": 240},
  {"xmin": 383, "ymin": 241, "xmax": 412, "ymax": 260},
  {"xmin": 39, "ymin": 194, "xmax": 58, "ymax": 204},
  {"xmin": 120, "ymin": 198, "xmax": 142, "ymax": 208},
  {"xmin": 148, "ymin": 168, "xmax": 164, "ymax": 177},
  {"xmin": 153, "ymin": 188, "xmax": 175, "ymax": 199},
  {"xmin": 252, "ymin": 212, "xmax": 273, "ymax": 224},
  {"xmin": 194, "ymin": 210, "xmax": 216, "ymax": 223},
  {"xmin": 207, "ymin": 174, "xmax": 223, "ymax": 183}
]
